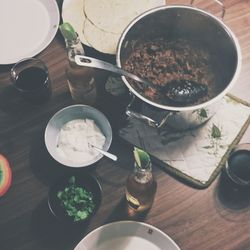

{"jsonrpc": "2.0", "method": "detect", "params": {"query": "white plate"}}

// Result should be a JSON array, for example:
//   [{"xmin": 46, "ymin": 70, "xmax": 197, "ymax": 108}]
[
  {"xmin": 74, "ymin": 221, "xmax": 180, "ymax": 250},
  {"xmin": 0, "ymin": 0, "xmax": 59, "ymax": 64}
]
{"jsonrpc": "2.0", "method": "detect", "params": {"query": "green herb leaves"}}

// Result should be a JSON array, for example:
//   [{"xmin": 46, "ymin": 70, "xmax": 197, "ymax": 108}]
[
  {"xmin": 211, "ymin": 124, "xmax": 221, "ymax": 139},
  {"xmin": 57, "ymin": 176, "xmax": 95, "ymax": 222},
  {"xmin": 199, "ymin": 108, "xmax": 208, "ymax": 119},
  {"xmin": 203, "ymin": 123, "xmax": 224, "ymax": 155}
]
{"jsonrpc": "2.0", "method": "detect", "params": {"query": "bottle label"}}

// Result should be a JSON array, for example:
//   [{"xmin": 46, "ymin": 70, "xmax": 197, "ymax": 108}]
[
  {"xmin": 126, "ymin": 192, "xmax": 140, "ymax": 210},
  {"xmin": 67, "ymin": 77, "xmax": 97, "ymax": 104}
]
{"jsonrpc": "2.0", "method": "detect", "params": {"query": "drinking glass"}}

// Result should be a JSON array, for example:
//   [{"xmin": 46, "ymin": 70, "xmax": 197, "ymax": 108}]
[
  {"xmin": 225, "ymin": 143, "xmax": 250, "ymax": 187},
  {"xmin": 10, "ymin": 57, "xmax": 52, "ymax": 104}
]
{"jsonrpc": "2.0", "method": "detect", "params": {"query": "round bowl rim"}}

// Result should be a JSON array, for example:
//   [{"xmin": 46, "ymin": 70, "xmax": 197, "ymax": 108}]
[
  {"xmin": 116, "ymin": 5, "xmax": 242, "ymax": 112},
  {"xmin": 44, "ymin": 104, "xmax": 113, "ymax": 167},
  {"xmin": 47, "ymin": 173, "xmax": 102, "ymax": 224}
]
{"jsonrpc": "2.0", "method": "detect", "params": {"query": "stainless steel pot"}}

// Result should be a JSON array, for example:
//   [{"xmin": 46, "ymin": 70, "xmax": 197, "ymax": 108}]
[{"xmin": 116, "ymin": 1, "xmax": 241, "ymax": 129}]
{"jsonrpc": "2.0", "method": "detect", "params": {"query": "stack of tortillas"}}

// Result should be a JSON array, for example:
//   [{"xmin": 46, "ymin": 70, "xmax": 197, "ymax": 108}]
[{"xmin": 62, "ymin": 0, "xmax": 165, "ymax": 54}]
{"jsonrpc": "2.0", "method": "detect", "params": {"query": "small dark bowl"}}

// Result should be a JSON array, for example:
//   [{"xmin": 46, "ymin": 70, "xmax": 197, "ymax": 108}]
[{"xmin": 48, "ymin": 173, "xmax": 102, "ymax": 225}]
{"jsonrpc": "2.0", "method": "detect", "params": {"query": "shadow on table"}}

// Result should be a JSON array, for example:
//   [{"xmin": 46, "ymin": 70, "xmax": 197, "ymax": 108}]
[
  {"xmin": 104, "ymin": 196, "xmax": 149, "ymax": 224},
  {"xmin": 31, "ymin": 199, "xmax": 87, "ymax": 250},
  {"xmin": 215, "ymin": 170, "xmax": 250, "ymax": 210},
  {"xmin": 0, "ymin": 85, "xmax": 31, "ymax": 115},
  {"xmin": 214, "ymin": 170, "xmax": 250, "ymax": 222},
  {"xmin": 29, "ymin": 126, "xmax": 97, "ymax": 186},
  {"xmin": 29, "ymin": 127, "xmax": 99, "ymax": 249},
  {"xmin": 29, "ymin": 126, "xmax": 67, "ymax": 186}
]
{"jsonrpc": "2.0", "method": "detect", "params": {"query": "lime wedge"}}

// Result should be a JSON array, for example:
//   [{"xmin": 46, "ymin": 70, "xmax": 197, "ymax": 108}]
[
  {"xmin": 133, "ymin": 147, "xmax": 150, "ymax": 168},
  {"xmin": 59, "ymin": 22, "xmax": 77, "ymax": 41}
]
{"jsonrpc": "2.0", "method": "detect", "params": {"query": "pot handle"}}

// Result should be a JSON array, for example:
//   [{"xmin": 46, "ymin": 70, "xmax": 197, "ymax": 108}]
[
  {"xmin": 190, "ymin": 0, "xmax": 225, "ymax": 19},
  {"xmin": 126, "ymin": 95, "xmax": 173, "ymax": 128}
]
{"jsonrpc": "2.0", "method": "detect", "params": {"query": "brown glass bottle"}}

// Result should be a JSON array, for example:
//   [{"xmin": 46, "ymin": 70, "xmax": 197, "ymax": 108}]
[
  {"xmin": 66, "ymin": 59, "xmax": 97, "ymax": 105},
  {"xmin": 125, "ymin": 161, "xmax": 157, "ymax": 212},
  {"xmin": 60, "ymin": 23, "xmax": 97, "ymax": 105}
]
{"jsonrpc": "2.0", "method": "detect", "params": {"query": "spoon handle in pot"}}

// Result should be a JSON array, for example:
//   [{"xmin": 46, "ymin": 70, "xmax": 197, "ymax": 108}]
[{"xmin": 74, "ymin": 55, "xmax": 153, "ymax": 88}]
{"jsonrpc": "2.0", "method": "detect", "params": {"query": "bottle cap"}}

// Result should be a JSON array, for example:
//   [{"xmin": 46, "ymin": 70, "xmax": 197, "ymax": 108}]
[{"xmin": 59, "ymin": 22, "xmax": 78, "ymax": 41}]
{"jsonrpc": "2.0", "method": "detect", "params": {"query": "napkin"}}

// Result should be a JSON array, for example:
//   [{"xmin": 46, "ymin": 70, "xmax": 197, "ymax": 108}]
[{"xmin": 119, "ymin": 95, "xmax": 250, "ymax": 188}]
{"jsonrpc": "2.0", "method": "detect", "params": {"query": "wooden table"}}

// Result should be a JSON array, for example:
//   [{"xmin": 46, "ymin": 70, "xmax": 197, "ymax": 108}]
[{"xmin": 0, "ymin": 1, "xmax": 250, "ymax": 249}]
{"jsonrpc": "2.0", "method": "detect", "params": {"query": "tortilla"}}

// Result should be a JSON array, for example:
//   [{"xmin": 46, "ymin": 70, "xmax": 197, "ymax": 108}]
[
  {"xmin": 62, "ymin": 0, "xmax": 165, "ymax": 54},
  {"xmin": 84, "ymin": 0, "xmax": 165, "ymax": 34},
  {"xmin": 62, "ymin": 0, "xmax": 90, "ymax": 46},
  {"xmin": 83, "ymin": 18, "xmax": 120, "ymax": 54}
]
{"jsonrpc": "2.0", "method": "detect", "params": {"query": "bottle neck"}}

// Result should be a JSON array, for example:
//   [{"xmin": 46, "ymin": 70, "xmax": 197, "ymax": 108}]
[
  {"xmin": 65, "ymin": 36, "xmax": 85, "ymax": 64},
  {"xmin": 133, "ymin": 161, "xmax": 153, "ymax": 183}
]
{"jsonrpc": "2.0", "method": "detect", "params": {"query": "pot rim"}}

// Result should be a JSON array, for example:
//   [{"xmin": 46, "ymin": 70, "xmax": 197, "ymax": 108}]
[{"xmin": 116, "ymin": 5, "xmax": 242, "ymax": 112}]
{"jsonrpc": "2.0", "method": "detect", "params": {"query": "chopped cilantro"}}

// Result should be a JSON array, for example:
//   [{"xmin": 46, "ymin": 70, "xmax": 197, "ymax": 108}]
[{"xmin": 57, "ymin": 176, "xmax": 95, "ymax": 222}]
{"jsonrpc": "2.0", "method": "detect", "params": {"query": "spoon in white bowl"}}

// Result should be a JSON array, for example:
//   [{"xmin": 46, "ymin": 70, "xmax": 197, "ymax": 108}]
[{"xmin": 88, "ymin": 143, "xmax": 117, "ymax": 161}]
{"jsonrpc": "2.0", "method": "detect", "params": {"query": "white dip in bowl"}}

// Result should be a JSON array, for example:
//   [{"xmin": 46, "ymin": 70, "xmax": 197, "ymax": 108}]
[
  {"xmin": 57, "ymin": 119, "xmax": 105, "ymax": 164},
  {"xmin": 45, "ymin": 104, "xmax": 113, "ymax": 168}
]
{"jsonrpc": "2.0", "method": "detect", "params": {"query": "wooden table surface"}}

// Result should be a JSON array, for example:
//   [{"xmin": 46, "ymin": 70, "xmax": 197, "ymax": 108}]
[{"xmin": 0, "ymin": 1, "xmax": 250, "ymax": 249}]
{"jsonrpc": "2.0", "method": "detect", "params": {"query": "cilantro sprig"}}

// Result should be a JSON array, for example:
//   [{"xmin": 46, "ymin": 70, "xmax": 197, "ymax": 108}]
[{"xmin": 57, "ymin": 176, "xmax": 95, "ymax": 222}]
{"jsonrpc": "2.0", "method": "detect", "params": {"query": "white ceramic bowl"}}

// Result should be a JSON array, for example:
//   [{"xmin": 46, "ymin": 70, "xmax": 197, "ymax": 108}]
[{"xmin": 45, "ymin": 105, "xmax": 112, "ymax": 167}]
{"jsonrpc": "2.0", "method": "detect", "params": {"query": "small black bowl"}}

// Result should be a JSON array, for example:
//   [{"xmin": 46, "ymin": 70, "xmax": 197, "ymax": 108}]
[{"xmin": 48, "ymin": 173, "xmax": 102, "ymax": 225}]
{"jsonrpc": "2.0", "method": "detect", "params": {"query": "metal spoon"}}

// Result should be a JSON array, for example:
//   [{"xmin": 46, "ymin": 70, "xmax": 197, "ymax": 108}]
[
  {"xmin": 88, "ymin": 143, "xmax": 117, "ymax": 161},
  {"xmin": 75, "ymin": 55, "xmax": 156, "ymax": 89},
  {"xmin": 74, "ymin": 55, "xmax": 208, "ymax": 105}
]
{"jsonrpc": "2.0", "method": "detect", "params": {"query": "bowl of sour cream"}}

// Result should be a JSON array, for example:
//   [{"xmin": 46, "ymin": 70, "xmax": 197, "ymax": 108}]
[{"xmin": 45, "ymin": 105, "xmax": 113, "ymax": 167}]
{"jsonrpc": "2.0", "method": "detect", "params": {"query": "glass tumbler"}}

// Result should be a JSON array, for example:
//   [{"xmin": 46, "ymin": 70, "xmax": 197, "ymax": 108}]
[
  {"xmin": 225, "ymin": 143, "xmax": 250, "ymax": 187},
  {"xmin": 10, "ymin": 57, "xmax": 52, "ymax": 104}
]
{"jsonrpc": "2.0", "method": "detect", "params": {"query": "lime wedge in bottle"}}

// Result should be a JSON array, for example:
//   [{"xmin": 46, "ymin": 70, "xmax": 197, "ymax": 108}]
[
  {"xmin": 133, "ymin": 147, "xmax": 151, "ymax": 168},
  {"xmin": 59, "ymin": 22, "xmax": 78, "ymax": 41}
]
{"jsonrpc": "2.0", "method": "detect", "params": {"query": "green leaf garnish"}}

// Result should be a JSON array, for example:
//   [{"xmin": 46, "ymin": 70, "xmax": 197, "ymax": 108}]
[
  {"xmin": 133, "ymin": 147, "xmax": 151, "ymax": 168},
  {"xmin": 199, "ymin": 108, "xmax": 208, "ymax": 118},
  {"xmin": 59, "ymin": 22, "xmax": 78, "ymax": 41},
  {"xmin": 211, "ymin": 124, "xmax": 221, "ymax": 139},
  {"xmin": 68, "ymin": 176, "xmax": 75, "ymax": 185}
]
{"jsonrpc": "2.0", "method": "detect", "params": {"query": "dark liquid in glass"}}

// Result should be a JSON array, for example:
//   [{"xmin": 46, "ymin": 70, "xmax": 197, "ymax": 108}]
[
  {"xmin": 15, "ymin": 67, "xmax": 51, "ymax": 103},
  {"xmin": 228, "ymin": 150, "xmax": 250, "ymax": 182}
]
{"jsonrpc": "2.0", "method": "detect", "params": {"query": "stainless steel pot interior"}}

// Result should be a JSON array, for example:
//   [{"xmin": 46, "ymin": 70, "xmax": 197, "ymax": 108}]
[{"xmin": 117, "ymin": 5, "xmax": 241, "ymax": 112}]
